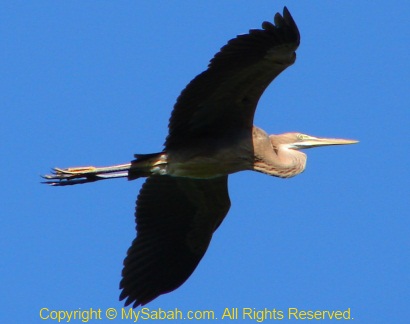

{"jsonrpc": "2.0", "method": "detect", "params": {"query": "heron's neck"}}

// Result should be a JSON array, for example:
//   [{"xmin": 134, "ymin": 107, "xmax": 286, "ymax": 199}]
[
  {"xmin": 253, "ymin": 137, "xmax": 306, "ymax": 178},
  {"xmin": 275, "ymin": 145, "xmax": 306, "ymax": 177}
]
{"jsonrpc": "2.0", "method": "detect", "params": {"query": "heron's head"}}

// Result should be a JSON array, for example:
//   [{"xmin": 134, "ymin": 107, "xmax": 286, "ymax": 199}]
[
  {"xmin": 271, "ymin": 132, "xmax": 358, "ymax": 150},
  {"xmin": 265, "ymin": 132, "xmax": 358, "ymax": 178}
]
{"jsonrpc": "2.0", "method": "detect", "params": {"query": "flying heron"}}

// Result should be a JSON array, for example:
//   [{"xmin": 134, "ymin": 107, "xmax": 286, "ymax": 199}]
[{"xmin": 43, "ymin": 7, "xmax": 358, "ymax": 307}]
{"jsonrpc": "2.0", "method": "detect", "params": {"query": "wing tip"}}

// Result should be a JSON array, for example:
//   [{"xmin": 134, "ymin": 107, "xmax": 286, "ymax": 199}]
[
  {"xmin": 119, "ymin": 287, "xmax": 143, "ymax": 308},
  {"xmin": 265, "ymin": 7, "xmax": 300, "ymax": 47},
  {"xmin": 282, "ymin": 7, "xmax": 298, "ymax": 36}
]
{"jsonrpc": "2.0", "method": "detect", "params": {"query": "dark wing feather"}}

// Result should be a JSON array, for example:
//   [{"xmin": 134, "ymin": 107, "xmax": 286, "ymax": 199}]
[
  {"xmin": 165, "ymin": 7, "xmax": 300, "ymax": 150},
  {"xmin": 119, "ymin": 175, "xmax": 230, "ymax": 307}
]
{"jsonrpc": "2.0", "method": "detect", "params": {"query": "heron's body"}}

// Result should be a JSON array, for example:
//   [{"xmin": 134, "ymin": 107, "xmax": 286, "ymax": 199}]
[
  {"xmin": 138, "ymin": 128, "xmax": 254, "ymax": 179},
  {"xmin": 43, "ymin": 7, "xmax": 357, "ymax": 307},
  {"xmin": 125, "ymin": 126, "xmax": 354, "ymax": 180}
]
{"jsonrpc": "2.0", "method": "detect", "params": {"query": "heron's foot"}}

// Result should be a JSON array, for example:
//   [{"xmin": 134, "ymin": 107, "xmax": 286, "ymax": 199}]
[
  {"xmin": 42, "ymin": 166, "xmax": 101, "ymax": 186},
  {"xmin": 41, "ymin": 163, "xmax": 132, "ymax": 186}
]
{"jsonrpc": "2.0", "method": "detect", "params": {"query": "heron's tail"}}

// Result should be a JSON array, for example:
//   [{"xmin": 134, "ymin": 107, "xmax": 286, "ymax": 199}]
[{"xmin": 128, "ymin": 152, "xmax": 167, "ymax": 180}]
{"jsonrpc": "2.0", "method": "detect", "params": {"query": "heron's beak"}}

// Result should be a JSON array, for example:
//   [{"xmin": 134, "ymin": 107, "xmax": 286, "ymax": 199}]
[{"xmin": 294, "ymin": 135, "xmax": 359, "ymax": 149}]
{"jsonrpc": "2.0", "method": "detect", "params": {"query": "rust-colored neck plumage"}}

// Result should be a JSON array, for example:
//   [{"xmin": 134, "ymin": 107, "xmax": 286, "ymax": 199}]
[{"xmin": 252, "ymin": 128, "xmax": 307, "ymax": 178}]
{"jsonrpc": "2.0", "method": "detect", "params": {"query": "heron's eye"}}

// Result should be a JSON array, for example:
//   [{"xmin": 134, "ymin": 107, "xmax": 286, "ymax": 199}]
[{"xmin": 297, "ymin": 134, "xmax": 309, "ymax": 140}]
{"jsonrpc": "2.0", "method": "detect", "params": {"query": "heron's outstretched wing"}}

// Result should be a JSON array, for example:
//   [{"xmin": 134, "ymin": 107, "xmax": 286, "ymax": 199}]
[
  {"xmin": 119, "ymin": 175, "xmax": 230, "ymax": 307},
  {"xmin": 165, "ymin": 7, "xmax": 300, "ymax": 150}
]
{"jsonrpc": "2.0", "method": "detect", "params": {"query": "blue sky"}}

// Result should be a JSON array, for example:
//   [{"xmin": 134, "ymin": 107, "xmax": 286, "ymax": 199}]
[{"xmin": 1, "ymin": 1, "xmax": 409, "ymax": 322}]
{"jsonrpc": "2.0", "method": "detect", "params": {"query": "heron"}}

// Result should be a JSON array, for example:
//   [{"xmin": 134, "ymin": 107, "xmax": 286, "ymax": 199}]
[{"xmin": 43, "ymin": 7, "xmax": 358, "ymax": 307}]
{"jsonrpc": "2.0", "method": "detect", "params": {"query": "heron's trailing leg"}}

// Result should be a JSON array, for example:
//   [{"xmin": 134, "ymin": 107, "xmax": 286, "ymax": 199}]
[
  {"xmin": 42, "ymin": 152, "xmax": 167, "ymax": 186},
  {"xmin": 42, "ymin": 163, "xmax": 132, "ymax": 186}
]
